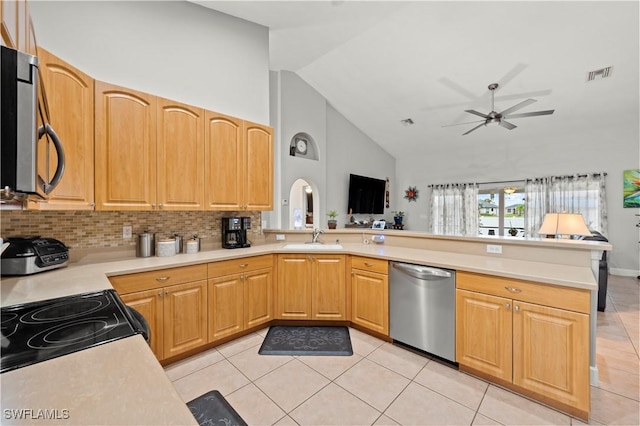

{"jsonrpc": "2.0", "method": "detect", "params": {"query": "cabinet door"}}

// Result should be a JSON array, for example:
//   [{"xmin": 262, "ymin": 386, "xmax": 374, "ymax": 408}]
[
  {"xmin": 351, "ymin": 268, "xmax": 389, "ymax": 335},
  {"xmin": 204, "ymin": 111, "xmax": 243, "ymax": 210},
  {"xmin": 456, "ymin": 289, "xmax": 512, "ymax": 381},
  {"xmin": 95, "ymin": 81, "xmax": 157, "ymax": 210},
  {"xmin": 34, "ymin": 48, "xmax": 94, "ymax": 210},
  {"xmin": 276, "ymin": 255, "xmax": 312, "ymax": 319},
  {"xmin": 157, "ymin": 98, "xmax": 204, "ymax": 210},
  {"xmin": 208, "ymin": 274, "xmax": 244, "ymax": 342},
  {"xmin": 513, "ymin": 301, "xmax": 590, "ymax": 411},
  {"xmin": 244, "ymin": 121, "xmax": 273, "ymax": 211},
  {"xmin": 121, "ymin": 289, "xmax": 163, "ymax": 360},
  {"xmin": 163, "ymin": 280, "xmax": 207, "ymax": 359},
  {"xmin": 244, "ymin": 268, "xmax": 273, "ymax": 329},
  {"xmin": 312, "ymin": 255, "xmax": 346, "ymax": 320}
]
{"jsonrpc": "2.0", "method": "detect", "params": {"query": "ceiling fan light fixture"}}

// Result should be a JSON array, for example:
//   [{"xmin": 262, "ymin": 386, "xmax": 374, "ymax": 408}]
[{"xmin": 504, "ymin": 187, "xmax": 517, "ymax": 194}]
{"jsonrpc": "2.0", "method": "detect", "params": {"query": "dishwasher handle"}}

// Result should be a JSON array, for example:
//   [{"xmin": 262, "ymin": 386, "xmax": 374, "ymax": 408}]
[{"xmin": 392, "ymin": 262, "xmax": 452, "ymax": 280}]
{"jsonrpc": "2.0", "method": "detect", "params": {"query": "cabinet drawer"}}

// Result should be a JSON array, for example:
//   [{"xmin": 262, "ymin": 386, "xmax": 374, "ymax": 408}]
[
  {"xmin": 351, "ymin": 256, "xmax": 388, "ymax": 274},
  {"xmin": 110, "ymin": 264, "xmax": 207, "ymax": 294},
  {"xmin": 457, "ymin": 271, "xmax": 590, "ymax": 314},
  {"xmin": 208, "ymin": 255, "xmax": 273, "ymax": 277}
]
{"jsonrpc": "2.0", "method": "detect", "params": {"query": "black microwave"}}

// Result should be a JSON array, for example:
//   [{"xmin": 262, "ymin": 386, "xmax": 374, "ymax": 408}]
[{"xmin": 0, "ymin": 45, "xmax": 64, "ymax": 201}]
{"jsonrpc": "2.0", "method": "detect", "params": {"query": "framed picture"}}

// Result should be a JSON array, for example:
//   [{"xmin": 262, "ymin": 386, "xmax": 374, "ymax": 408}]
[{"xmin": 623, "ymin": 169, "xmax": 640, "ymax": 208}]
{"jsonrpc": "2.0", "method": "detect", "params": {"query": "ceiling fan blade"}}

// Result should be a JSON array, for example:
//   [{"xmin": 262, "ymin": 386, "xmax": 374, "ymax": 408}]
[
  {"xmin": 462, "ymin": 123, "xmax": 486, "ymax": 135},
  {"xmin": 442, "ymin": 119, "xmax": 485, "ymax": 128},
  {"xmin": 499, "ymin": 120, "xmax": 517, "ymax": 130},
  {"xmin": 464, "ymin": 110, "xmax": 490, "ymax": 119},
  {"xmin": 504, "ymin": 110, "xmax": 555, "ymax": 119},
  {"xmin": 498, "ymin": 99, "xmax": 537, "ymax": 116}
]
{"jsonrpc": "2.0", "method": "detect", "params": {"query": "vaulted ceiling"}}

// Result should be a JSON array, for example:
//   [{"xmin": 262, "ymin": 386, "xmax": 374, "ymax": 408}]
[{"xmin": 192, "ymin": 1, "xmax": 639, "ymax": 160}]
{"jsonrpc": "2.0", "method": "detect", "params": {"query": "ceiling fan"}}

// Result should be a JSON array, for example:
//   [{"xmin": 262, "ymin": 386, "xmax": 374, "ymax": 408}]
[{"xmin": 444, "ymin": 83, "xmax": 554, "ymax": 135}]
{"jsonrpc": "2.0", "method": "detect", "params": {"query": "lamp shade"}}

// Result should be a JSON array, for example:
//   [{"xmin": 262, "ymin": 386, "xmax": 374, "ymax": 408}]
[{"xmin": 538, "ymin": 213, "xmax": 592, "ymax": 237}]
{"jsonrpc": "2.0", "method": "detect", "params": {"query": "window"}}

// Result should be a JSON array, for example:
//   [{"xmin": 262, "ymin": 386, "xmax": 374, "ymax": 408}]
[{"xmin": 478, "ymin": 186, "xmax": 525, "ymax": 237}]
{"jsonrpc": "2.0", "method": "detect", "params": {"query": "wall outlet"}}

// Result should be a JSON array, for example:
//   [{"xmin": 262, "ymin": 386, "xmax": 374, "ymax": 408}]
[
  {"xmin": 123, "ymin": 225, "xmax": 133, "ymax": 239},
  {"xmin": 275, "ymin": 234, "xmax": 286, "ymax": 241},
  {"xmin": 486, "ymin": 244, "xmax": 502, "ymax": 254}
]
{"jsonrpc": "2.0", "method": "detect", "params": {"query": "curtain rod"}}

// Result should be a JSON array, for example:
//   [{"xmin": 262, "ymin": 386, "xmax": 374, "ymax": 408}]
[{"xmin": 428, "ymin": 172, "xmax": 607, "ymax": 188}]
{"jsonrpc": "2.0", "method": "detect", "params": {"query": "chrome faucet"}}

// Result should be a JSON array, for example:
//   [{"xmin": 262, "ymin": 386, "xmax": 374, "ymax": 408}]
[{"xmin": 311, "ymin": 228, "xmax": 324, "ymax": 243}]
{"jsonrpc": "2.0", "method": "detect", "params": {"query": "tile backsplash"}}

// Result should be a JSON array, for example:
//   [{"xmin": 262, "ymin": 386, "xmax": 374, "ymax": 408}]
[{"xmin": 0, "ymin": 210, "xmax": 262, "ymax": 249}]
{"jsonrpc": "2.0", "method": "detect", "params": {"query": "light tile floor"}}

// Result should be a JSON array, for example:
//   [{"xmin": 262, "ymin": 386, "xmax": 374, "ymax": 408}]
[{"xmin": 165, "ymin": 275, "xmax": 639, "ymax": 425}]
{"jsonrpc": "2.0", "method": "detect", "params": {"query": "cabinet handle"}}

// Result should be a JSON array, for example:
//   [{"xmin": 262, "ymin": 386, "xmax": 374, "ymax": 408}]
[
  {"xmin": 505, "ymin": 303, "xmax": 511, "ymax": 309},
  {"xmin": 152, "ymin": 204, "xmax": 156, "ymax": 209},
  {"xmin": 156, "ymin": 276, "xmax": 170, "ymax": 282},
  {"xmin": 514, "ymin": 305, "xmax": 520, "ymax": 312},
  {"xmin": 159, "ymin": 203, "xmax": 163, "ymax": 209},
  {"xmin": 364, "ymin": 262, "xmax": 374, "ymax": 267},
  {"xmin": 157, "ymin": 292, "xmax": 162, "ymax": 298},
  {"xmin": 504, "ymin": 286, "xmax": 522, "ymax": 293},
  {"xmin": 165, "ymin": 290, "xmax": 169, "ymax": 296},
  {"xmin": 239, "ymin": 264, "xmax": 248, "ymax": 268}
]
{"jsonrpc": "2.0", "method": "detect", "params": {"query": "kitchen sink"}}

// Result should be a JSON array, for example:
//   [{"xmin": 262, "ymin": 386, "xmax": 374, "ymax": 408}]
[{"xmin": 282, "ymin": 243, "xmax": 343, "ymax": 250}]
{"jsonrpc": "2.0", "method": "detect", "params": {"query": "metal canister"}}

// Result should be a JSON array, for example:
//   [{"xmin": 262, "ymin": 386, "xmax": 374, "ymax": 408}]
[
  {"xmin": 136, "ymin": 232, "xmax": 154, "ymax": 257},
  {"xmin": 174, "ymin": 234, "xmax": 183, "ymax": 254}
]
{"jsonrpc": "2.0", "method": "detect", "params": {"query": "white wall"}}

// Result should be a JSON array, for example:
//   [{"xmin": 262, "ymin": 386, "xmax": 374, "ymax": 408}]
[
  {"xmin": 30, "ymin": 1, "xmax": 270, "ymax": 124},
  {"xmin": 326, "ymin": 105, "xmax": 396, "ymax": 227}
]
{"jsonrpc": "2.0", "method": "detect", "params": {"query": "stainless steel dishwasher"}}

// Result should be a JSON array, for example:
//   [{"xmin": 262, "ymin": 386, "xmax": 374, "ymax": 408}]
[{"xmin": 389, "ymin": 261, "xmax": 456, "ymax": 362}]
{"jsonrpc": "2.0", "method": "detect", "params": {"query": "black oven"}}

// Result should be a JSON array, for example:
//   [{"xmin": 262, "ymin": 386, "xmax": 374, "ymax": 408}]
[{"xmin": 0, "ymin": 290, "xmax": 148, "ymax": 373}]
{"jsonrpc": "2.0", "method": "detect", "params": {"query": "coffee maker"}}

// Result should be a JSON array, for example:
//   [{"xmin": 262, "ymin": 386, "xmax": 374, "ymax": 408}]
[{"xmin": 222, "ymin": 217, "xmax": 251, "ymax": 249}]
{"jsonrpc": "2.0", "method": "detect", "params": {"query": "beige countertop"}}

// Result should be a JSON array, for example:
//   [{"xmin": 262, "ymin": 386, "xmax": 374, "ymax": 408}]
[{"xmin": 0, "ymin": 241, "xmax": 601, "ymax": 425}]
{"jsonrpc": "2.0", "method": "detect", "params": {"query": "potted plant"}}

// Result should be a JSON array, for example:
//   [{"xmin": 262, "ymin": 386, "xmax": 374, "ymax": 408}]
[
  {"xmin": 327, "ymin": 210, "xmax": 338, "ymax": 229},
  {"xmin": 508, "ymin": 221, "xmax": 518, "ymax": 236},
  {"xmin": 392, "ymin": 211, "xmax": 405, "ymax": 225}
]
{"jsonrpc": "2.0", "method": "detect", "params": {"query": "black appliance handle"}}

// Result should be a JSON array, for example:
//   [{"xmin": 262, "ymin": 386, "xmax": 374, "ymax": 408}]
[{"xmin": 38, "ymin": 123, "xmax": 65, "ymax": 194}]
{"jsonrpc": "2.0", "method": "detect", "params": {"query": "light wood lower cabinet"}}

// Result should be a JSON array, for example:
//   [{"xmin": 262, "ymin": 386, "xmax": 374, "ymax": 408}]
[
  {"xmin": 456, "ymin": 271, "xmax": 590, "ymax": 419},
  {"xmin": 276, "ymin": 254, "xmax": 346, "ymax": 320},
  {"xmin": 207, "ymin": 255, "xmax": 273, "ymax": 342},
  {"xmin": 111, "ymin": 265, "xmax": 208, "ymax": 361},
  {"xmin": 350, "ymin": 256, "xmax": 389, "ymax": 335}
]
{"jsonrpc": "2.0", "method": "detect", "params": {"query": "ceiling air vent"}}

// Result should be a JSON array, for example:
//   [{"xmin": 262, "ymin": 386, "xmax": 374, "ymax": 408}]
[{"xmin": 587, "ymin": 66, "xmax": 613, "ymax": 81}]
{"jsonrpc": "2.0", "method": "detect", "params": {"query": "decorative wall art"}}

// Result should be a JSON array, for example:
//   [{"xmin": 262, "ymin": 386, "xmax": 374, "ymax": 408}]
[
  {"xmin": 404, "ymin": 186, "xmax": 419, "ymax": 202},
  {"xmin": 623, "ymin": 169, "xmax": 640, "ymax": 208}
]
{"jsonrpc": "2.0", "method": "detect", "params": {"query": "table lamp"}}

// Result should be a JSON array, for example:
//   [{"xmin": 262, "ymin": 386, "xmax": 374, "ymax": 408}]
[{"xmin": 538, "ymin": 213, "xmax": 592, "ymax": 239}]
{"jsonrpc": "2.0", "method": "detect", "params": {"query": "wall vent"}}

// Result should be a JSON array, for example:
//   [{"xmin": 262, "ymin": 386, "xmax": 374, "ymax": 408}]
[{"xmin": 587, "ymin": 66, "xmax": 613, "ymax": 81}]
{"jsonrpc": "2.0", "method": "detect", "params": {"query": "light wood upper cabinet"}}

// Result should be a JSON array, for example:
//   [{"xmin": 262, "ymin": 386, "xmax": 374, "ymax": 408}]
[
  {"xmin": 244, "ymin": 120, "xmax": 273, "ymax": 211},
  {"xmin": 95, "ymin": 81, "xmax": 157, "ymax": 210},
  {"xmin": 204, "ymin": 113, "xmax": 273, "ymax": 211},
  {"xmin": 28, "ymin": 48, "xmax": 95, "ymax": 210},
  {"xmin": 157, "ymin": 98, "xmax": 204, "ymax": 210},
  {"xmin": 276, "ymin": 254, "xmax": 346, "ymax": 320},
  {"xmin": 204, "ymin": 112, "xmax": 243, "ymax": 210},
  {"xmin": 1, "ymin": 0, "xmax": 26, "ymax": 50}
]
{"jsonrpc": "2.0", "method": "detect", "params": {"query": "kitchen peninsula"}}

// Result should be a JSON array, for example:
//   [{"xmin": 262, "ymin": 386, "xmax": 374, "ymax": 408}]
[{"xmin": 1, "ymin": 230, "xmax": 610, "ymax": 424}]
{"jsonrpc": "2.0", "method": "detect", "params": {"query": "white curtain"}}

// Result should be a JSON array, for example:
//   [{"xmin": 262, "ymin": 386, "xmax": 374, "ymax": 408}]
[
  {"xmin": 525, "ymin": 174, "xmax": 608, "ymax": 237},
  {"xmin": 430, "ymin": 183, "xmax": 479, "ymax": 235}
]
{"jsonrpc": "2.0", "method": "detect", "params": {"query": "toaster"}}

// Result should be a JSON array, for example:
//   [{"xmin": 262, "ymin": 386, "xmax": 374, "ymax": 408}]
[{"xmin": 1, "ymin": 236, "xmax": 69, "ymax": 276}]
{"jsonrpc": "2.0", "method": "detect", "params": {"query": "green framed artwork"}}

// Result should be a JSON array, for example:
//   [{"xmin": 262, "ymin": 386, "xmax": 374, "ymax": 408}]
[{"xmin": 623, "ymin": 169, "xmax": 640, "ymax": 208}]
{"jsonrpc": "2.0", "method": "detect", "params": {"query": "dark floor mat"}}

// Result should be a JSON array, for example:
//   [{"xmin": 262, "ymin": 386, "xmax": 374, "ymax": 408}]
[
  {"xmin": 258, "ymin": 325, "xmax": 353, "ymax": 356},
  {"xmin": 187, "ymin": 390, "xmax": 248, "ymax": 426}
]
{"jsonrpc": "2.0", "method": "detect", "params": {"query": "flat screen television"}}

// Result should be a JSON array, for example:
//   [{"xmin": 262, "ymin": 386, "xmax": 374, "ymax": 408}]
[{"xmin": 348, "ymin": 174, "xmax": 386, "ymax": 214}]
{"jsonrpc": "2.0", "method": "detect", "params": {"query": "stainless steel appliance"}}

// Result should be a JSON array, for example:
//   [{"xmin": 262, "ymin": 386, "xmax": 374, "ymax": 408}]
[
  {"xmin": 222, "ymin": 217, "xmax": 251, "ymax": 249},
  {"xmin": 0, "ymin": 290, "xmax": 148, "ymax": 373},
  {"xmin": 1, "ymin": 236, "xmax": 69, "ymax": 276},
  {"xmin": 1, "ymin": 46, "xmax": 65, "ymax": 201},
  {"xmin": 389, "ymin": 261, "xmax": 456, "ymax": 363}
]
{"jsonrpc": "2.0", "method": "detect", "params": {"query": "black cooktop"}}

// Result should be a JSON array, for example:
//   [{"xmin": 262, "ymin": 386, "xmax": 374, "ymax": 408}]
[{"xmin": 1, "ymin": 290, "xmax": 143, "ymax": 373}]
